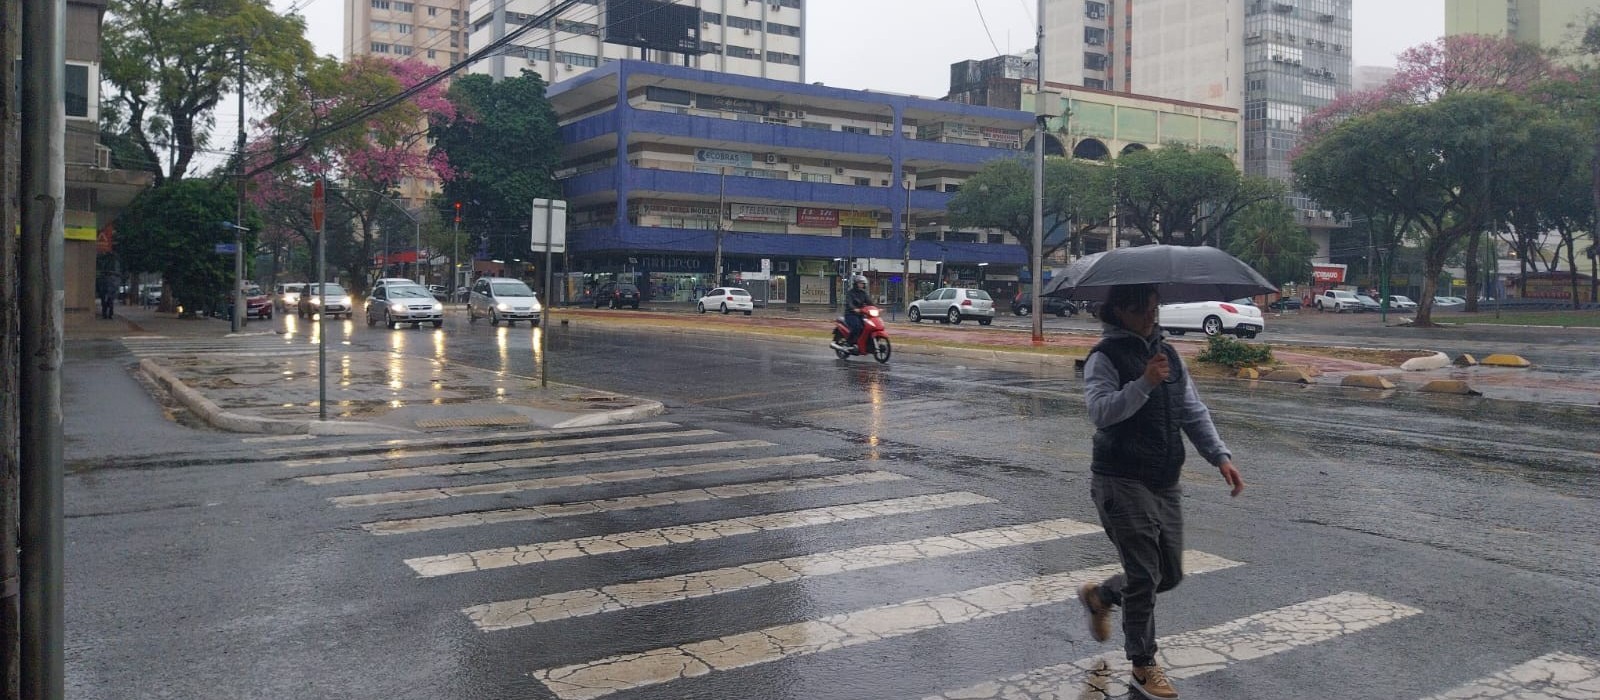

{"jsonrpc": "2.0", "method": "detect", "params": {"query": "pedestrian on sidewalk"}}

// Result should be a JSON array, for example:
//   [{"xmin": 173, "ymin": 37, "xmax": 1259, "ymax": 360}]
[
  {"xmin": 96, "ymin": 273, "xmax": 119, "ymax": 319},
  {"xmin": 1077, "ymin": 283, "xmax": 1244, "ymax": 700}
]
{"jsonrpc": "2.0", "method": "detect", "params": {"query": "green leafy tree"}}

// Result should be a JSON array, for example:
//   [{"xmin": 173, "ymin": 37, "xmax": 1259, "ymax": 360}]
[
  {"xmin": 1296, "ymin": 91, "xmax": 1559, "ymax": 325},
  {"xmin": 431, "ymin": 71, "xmax": 562, "ymax": 262},
  {"xmin": 115, "ymin": 178, "xmax": 262, "ymax": 316},
  {"xmin": 1113, "ymin": 146, "xmax": 1283, "ymax": 246},
  {"xmin": 946, "ymin": 157, "xmax": 1114, "ymax": 281},
  {"xmin": 1222, "ymin": 199, "xmax": 1316, "ymax": 289},
  {"xmin": 102, "ymin": 0, "xmax": 314, "ymax": 184}
]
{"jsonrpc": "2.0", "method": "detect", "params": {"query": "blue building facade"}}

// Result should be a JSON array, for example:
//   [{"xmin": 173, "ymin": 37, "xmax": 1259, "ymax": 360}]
[{"xmin": 548, "ymin": 60, "xmax": 1037, "ymax": 306}]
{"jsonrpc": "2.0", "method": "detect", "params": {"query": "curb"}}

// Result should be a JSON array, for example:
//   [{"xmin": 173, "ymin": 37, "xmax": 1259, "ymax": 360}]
[
  {"xmin": 552, "ymin": 400, "xmax": 668, "ymax": 428},
  {"xmin": 139, "ymin": 358, "xmax": 414, "ymax": 436}
]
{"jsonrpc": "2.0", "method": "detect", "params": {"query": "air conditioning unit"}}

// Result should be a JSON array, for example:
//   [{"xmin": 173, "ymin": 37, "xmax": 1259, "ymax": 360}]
[
  {"xmin": 744, "ymin": 27, "xmax": 752, "ymax": 34},
  {"xmin": 764, "ymin": 153, "xmax": 779, "ymax": 164},
  {"xmin": 793, "ymin": 110, "xmax": 806, "ymax": 119},
  {"xmin": 791, "ymin": 163, "xmax": 802, "ymax": 171},
  {"xmin": 834, "ymin": 167, "xmax": 845, "ymax": 175},
  {"xmin": 563, "ymin": 63, "xmax": 573, "ymax": 70},
  {"xmin": 778, "ymin": 109, "xmax": 798, "ymax": 119},
  {"xmin": 1322, "ymin": 210, "xmax": 1334, "ymax": 219}
]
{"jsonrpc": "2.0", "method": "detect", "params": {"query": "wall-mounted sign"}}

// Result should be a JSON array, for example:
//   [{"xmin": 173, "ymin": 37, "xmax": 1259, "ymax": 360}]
[
  {"xmin": 839, "ymin": 210, "xmax": 879, "ymax": 228},
  {"xmin": 731, "ymin": 203, "xmax": 796, "ymax": 223},
  {"xmin": 696, "ymin": 94, "xmax": 771, "ymax": 115},
  {"xmin": 694, "ymin": 148, "xmax": 753, "ymax": 169},
  {"xmin": 1312, "ymin": 263, "xmax": 1347, "ymax": 284},
  {"xmin": 796, "ymin": 208, "xmax": 839, "ymax": 228}
]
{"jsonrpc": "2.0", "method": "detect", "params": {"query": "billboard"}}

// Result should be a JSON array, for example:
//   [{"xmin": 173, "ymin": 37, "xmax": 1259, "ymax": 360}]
[{"xmin": 605, "ymin": 0, "xmax": 702, "ymax": 54}]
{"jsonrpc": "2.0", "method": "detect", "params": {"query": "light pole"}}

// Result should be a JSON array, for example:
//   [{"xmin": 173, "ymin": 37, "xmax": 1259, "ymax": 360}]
[{"xmin": 1030, "ymin": 0, "xmax": 1049, "ymax": 344}]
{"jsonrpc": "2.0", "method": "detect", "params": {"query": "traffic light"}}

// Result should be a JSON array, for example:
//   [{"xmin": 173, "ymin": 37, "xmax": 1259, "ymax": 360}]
[{"xmin": 453, "ymin": 201, "xmax": 462, "ymax": 224}]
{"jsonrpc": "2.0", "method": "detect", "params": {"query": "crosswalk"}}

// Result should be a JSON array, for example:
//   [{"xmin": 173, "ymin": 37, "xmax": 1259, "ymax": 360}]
[
  {"xmin": 121, "ymin": 334, "xmax": 319, "ymax": 358},
  {"xmin": 280, "ymin": 419, "xmax": 1595, "ymax": 700}
]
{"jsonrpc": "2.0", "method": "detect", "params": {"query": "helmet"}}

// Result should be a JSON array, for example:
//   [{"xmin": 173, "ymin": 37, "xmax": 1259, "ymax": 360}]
[{"xmin": 852, "ymin": 275, "xmax": 868, "ymax": 286}]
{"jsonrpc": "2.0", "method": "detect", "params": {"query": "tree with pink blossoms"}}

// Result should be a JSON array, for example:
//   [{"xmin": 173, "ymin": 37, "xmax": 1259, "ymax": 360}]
[{"xmin": 247, "ymin": 56, "xmax": 455, "ymax": 296}]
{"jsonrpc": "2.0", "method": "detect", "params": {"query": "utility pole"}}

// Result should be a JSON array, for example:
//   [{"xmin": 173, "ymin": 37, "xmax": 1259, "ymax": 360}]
[
  {"xmin": 232, "ymin": 44, "xmax": 247, "ymax": 333},
  {"xmin": 902, "ymin": 179, "xmax": 912, "ymax": 308},
  {"xmin": 714, "ymin": 167, "xmax": 726, "ymax": 286},
  {"xmin": 20, "ymin": 1, "xmax": 66, "ymax": 697},
  {"xmin": 452, "ymin": 201, "xmax": 462, "ymax": 295},
  {"xmin": 1030, "ymin": 0, "xmax": 1047, "ymax": 344}
]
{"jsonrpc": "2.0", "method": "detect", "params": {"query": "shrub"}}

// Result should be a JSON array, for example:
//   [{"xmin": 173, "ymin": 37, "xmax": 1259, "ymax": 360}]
[{"xmin": 1196, "ymin": 335, "xmax": 1273, "ymax": 369}]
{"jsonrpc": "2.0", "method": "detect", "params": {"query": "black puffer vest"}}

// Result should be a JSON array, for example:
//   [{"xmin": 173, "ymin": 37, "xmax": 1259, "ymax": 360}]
[{"xmin": 1089, "ymin": 334, "xmax": 1186, "ymax": 488}]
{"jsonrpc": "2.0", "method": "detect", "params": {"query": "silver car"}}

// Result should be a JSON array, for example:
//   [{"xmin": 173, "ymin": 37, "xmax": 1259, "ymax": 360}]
[
  {"xmin": 468, "ymin": 277, "xmax": 542, "ymax": 327},
  {"xmin": 366, "ymin": 283, "xmax": 444, "ymax": 329},
  {"xmin": 907, "ymin": 287, "xmax": 996, "ymax": 326}
]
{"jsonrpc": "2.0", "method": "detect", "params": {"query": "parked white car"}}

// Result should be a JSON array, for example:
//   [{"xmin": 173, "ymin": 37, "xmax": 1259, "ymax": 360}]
[
  {"xmin": 697, "ymin": 287, "xmax": 754, "ymax": 315},
  {"xmin": 907, "ymin": 287, "xmax": 996, "ymax": 325},
  {"xmin": 1315, "ymin": 289, "xmax": 1364, "ymax": 313},
  {"xmin": 467, "ymin": 277, "xmax": 542, "ymax": 327},
  {"xmin": 1386, "ymin": 295, "xmax": 1418, "ymax": 311},
  {"xmin": 1161, "ymin": 299, "xmax": 1265, "ymax": 338}
]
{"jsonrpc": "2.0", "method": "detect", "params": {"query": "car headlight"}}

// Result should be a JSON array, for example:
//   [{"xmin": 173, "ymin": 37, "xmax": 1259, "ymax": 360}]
[
  {"xmin": 337, "ymin": 296, "xmax": 351, "ymax": 306},
  {"xmin": 530, "ymin": 302, "xmax": 543, "ymax": 313},
  {"xmin": 430, "ymin": 302, "xmax": 443, "ymax": 312},
  {"xmin": 391, "ymin": 302, "xmax": 407, "ymax": 312},
  {"xmin": 496, "ymin": 303, "xmax": 511, "ymax": 311}
]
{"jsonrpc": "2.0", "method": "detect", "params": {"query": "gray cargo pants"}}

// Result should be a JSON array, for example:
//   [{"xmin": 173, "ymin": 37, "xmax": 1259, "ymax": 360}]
[{"xmin": 1089, "ymin": 472, "xmax": 1184, "ymax": 667}]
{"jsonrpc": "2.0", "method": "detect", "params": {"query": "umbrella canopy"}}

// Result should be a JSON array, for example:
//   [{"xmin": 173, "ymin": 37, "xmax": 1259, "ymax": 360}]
[
  {"xmin": 1046, "ymin": 245, "xmax": 1277, "ymax": 303},
  {"xmin": 1039, "ymin": 252, "xmax": 1108, "ymax": 298}
]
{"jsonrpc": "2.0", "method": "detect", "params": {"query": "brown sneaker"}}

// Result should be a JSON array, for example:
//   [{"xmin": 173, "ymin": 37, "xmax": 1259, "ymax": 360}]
[
  {"xmin": 1077, "ymin": 582, "xmax": 1111, "ymax": 642},
  {"xmin": 1130, "ymin": 664, "xmax": 1178, "ymax": 700}
]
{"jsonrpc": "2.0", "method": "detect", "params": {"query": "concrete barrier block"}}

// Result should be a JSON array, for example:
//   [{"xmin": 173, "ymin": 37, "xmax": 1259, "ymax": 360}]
[
  {"xmin": 1341, "ymin": 374, "xmax": 1396, "ymax": 390},
  {"xmin": 1261, "ymin": 368, "xmax": 1313, "ymax": 384},
  {"xmin": 1453, "ymin": 354, "xmax": 1478, "ymax": 367},
  {"xmin": 1236, "ymin": 368, "xmax": 1260, "ymax": 380},
  {"xmin": 1481, "ymin": 354, "xmax": 1531, "ymax": 368},
  {"xmin": 1420, "ymin": 380, "xmax": 1482, "ymax": 396},
  {"xmin": 1401, "ymin": 352, "xmax": 1451, "ymax": 371}
]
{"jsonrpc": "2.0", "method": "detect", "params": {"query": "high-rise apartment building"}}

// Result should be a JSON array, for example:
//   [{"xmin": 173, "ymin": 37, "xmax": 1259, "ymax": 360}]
[
  {"xmin": 1242, "ymin": 0, "xmax": 1352, "ymax": 188},
  {"xmin": 1043, "ymin": 0, "xmax": 1244, "ymax": 109},
  {"xmin": 1446, "ymin": 0, "xmax": 1600, "ymax": 53},
  {"xmin": 345, "ymin": 0, "xmax": 470, "ymax": 72},
  {"xmin": 468, "ymin": 0, "xmax": 805, "ymax": 84}
]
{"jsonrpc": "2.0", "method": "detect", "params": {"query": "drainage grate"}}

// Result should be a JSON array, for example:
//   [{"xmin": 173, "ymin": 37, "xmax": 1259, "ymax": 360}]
[{"xmin": 414, "ymin": 415, "xmax": 531, "ymax": 429}]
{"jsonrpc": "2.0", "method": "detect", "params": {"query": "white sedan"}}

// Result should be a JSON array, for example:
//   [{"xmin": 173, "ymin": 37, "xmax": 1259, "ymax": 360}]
[
  {"xmin": 697, "ymin": 287, "xmax": 754, "ymax": 315},
  {"xmin": 1160, "ymin": 299, "xmax": 1265, "ymax": 338}
]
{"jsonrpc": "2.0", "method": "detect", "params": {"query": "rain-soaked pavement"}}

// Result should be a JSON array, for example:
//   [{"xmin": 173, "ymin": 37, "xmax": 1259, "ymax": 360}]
[{"xmin": 63, "ymin": 309, "xmax": 1600, "ymax": 700}]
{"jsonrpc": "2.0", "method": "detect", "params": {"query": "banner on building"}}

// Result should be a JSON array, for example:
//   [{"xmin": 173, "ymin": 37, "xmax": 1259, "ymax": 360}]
[
  {"xmin": 695, "ymin": 148, "xmax": 753, "ymax": 169},
  {"xmin": 1312, "ymin": 263, "xmax": 1347, "ymax": 285},
  {"xmin": 696, "ymin": 93, "xmax": 771, "ymax": 115},
  {"xmin": 731, "ymin": 203, "xmax": 796, "ymax": 223},
  {"xmin": 981, "ymin": 127, "xmax": 1023, "ymax": 148},
  {"xmin": 796, "ymin": 208, "xmax": 839, "ymax": 228},
  {"xmin": 839, "ymin": 210, "xmax": 879, "ymax": 228}
]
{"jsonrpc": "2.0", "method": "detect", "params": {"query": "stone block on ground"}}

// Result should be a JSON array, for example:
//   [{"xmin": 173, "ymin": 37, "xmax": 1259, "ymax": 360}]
[
  {"xmin": 1453, "ymin": 354, "xmax": 1478, "ymax": 367},
  {"xmin": 1261, "ymin": 368, "xmax": 1313, "ymax": 384},
  {"xmin": 1341, "ymin": 374, "xmax": 1396, "ymax": 390},
  {"xmin": 1420, "ymin": 380, "xmax": 1482, "ymax": 396},
  {"xmin": 1236, "ymin": 368, "xmax": 1260, "ymax": 380},
  {"xmin": 1481, "ymin": 354, "xmax": 1531, "ymax": 368},
  {"xmin": 1401, "ymin": 352, "xmax": 1451, "ymax": 371}
]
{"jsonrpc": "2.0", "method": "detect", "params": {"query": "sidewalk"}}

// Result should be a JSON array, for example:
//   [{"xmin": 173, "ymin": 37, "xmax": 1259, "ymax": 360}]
[{"xmin": 69, "ymin": 303, "xmax": 664, "ymax": 436}]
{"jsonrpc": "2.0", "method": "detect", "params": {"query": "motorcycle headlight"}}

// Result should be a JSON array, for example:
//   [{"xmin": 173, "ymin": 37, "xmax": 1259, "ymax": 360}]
[{"xmin": 868, "ymin": 309, "xmax": 880, "ymax": 318}]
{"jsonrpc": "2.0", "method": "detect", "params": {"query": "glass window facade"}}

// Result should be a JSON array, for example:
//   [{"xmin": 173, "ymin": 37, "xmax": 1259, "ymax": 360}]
[{"xmin": 1243, "ymin": 0, "xmax": 1351, "ymax": 192}]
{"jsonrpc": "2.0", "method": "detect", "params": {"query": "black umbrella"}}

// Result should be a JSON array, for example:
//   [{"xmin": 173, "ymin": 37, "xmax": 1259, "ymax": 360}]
[
  {"xmin": 1039, "ymin": 252, "xmax": 1107, "ymax": 298},
  {"xmin": 1046, "ymin": 245, "xmax": 1277, "ymax": 303}
]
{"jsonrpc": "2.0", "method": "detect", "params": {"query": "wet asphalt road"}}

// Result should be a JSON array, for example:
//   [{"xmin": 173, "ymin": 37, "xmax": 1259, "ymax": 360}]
[{"xmin": 63, "ymin": 310, "xmax": 1600, "ymax": 699}]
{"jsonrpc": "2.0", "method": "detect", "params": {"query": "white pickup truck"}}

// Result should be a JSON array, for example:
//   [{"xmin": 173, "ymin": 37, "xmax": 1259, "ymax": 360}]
[{"xmin": 1314, "ymin": 289, "xmax": 1365, "ymax": 313}]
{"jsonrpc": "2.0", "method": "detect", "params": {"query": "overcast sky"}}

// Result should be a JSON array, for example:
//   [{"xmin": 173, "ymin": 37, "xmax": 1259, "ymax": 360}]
[{"xmin": 281, "ymin": 0, "xmax": 1444, "ymax": 95}]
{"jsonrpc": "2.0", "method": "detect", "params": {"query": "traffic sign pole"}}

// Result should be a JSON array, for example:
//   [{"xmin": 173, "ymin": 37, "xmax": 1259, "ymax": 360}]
[{"xmin": 313, "ymin": 178, "xmax": 327, "ymax": 421}]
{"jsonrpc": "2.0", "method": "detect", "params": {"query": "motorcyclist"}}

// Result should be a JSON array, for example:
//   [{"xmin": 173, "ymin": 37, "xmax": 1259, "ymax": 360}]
[{"xmin": 841, "ymin": 274, "xmax": 873, "ymax": 349}]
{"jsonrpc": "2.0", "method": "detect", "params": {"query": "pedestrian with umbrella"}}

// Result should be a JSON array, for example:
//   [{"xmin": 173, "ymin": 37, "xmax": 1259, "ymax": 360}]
[{"xmin": 1059, "ymin": 245, "xmax": 1268, "ymax": 700}]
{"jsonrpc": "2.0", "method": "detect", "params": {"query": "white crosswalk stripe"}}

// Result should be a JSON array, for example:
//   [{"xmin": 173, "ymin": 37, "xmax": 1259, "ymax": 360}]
[
  {"xmin": 929, "ymin": 591, "xmax": 1422, "ymax": 699},
  {"xmin": 330, "ymin": 453, "xmax": 835, "ymax": 508},
  {"xmin": 280, "ymin": 428, "xmax": 720, "ymax": 467},
  {"xmin": 463, "ymin": 518, "xmax": 1102, "ymax": 631},
  {"xmin": 121, "ymin": 336, "xmax": 316, "ymax": 358},
  {"xmin": 1419, "ymin": 652, "xmax": 1600, "ymax": 700},
  {"xmin": 364, "ymin": 470, "xmax": 909, "ymax": 535},
  {"xmin": 530, "ymin": 552, "xmax": 1243, "ymax": 700},
  {"xmin": 263, "ymin": 421, "xmax": 683, "ymax": 457},
  {"xmin": 403, "ymin": 491, "xmax": 998, "ymax": 577},
  {"xmin": 296, "ymin": 439, "xmax": 774, "ymax": 485}
]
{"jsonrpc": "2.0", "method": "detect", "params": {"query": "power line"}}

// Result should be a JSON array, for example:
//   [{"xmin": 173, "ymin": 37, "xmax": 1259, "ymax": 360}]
[{"xmin": 973, "ymin": 0, "xmax": 1004, "ymax": 57}]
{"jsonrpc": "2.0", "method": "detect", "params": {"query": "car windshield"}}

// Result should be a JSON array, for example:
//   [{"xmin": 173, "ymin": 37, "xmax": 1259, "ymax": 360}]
[
  {"xmin": 389, "ymin": 287, "xmax": 432, "ymax": 299},
  {"xmin": 1392, "ymin": 296, "xmax": 1413, "ymax": 303},
  {"xmin": 966, "ymin": 290, "xmax": 991, "ymax": 301},
  {"xmin": 1357, "ymin": 295, "xmax": 1378, "ymax": 303},
  {"xmin": 1229, "ymin": 298, "xmax": 1256, "ymax": 305},
  {"xmin": 492, "ymin": 282, "xmax": 534, "ymax": 297},
  {"xmin": 313, "ymin": 284, "xmax": 346, "ymax": 296}
]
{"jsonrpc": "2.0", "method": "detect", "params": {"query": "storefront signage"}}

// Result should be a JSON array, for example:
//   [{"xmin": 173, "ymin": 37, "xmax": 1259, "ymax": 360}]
[
  {"xmin": 981, "ymin": 127, "xmax": 1023, "ymax": 148},
  {"xmin": 633, "ymin": 255, "xmax": 705, "ymax": 272},
  {"xmin": 796, "ymin": 208, "xmax": 839, "ymax": 228},
  {"xmin": 694, "ymin": 148, "xmax": 753, "ymax": 169},
  {"xmin": 1312, "ymin": 264, "xmax": 1347, "ymax": 284},
  {"xmin": 839, "ymin": 210, "xmax": 879, "ymax": 228},
  {"xmin": 731, "ymin": 203, "xmax": 796, "ymax": 223},
  {"xmin": 639, "ymin": 203, "xmax": 721, "ymax": 218},
  {"xmin": 645, "ymin": 86, "xmax": 694, "ymax": 106},
  {"xmin": 696, "ymin": 94, "xmax": 771, "ymax": 115}
]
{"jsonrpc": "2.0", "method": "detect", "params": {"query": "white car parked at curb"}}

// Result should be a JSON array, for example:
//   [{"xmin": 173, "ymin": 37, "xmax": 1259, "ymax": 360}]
[{"xmin": 1160, "ymin": 299, "xmax": 1265, "ymax": 338}]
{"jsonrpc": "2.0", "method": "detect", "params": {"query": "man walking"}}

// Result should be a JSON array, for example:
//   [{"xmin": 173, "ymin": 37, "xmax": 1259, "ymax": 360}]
[{"xmin": 1077, "ymin": 283, "xmax": 1244, "ymax": 700}]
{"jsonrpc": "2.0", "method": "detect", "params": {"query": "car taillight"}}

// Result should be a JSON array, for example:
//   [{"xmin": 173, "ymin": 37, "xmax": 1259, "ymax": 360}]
[
  {"xmin": 961, "ymin": 299, "xmax": 972, "ymax": 306},
  {"xmin": 726, "ymin": 296, "xmax": 734, "ymax": 300},
  {"xmin": 1219, "ymin": 304, "xmax": 1238, "ymax": 314}
]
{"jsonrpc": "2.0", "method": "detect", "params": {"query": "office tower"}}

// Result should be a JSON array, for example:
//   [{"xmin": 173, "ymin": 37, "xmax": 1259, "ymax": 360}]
[
  {"xmin": 1043, "ymin": 0, "xmax": 1244, "ymax": 109},
  {"xmin": 1447, "ymin": 0, "xmax": 1600, "ymax": 53}
]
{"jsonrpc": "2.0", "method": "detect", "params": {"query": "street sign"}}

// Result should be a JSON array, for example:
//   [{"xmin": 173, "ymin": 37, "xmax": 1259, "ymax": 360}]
[
  {"xmin": 214, "ymin": 243, "xmax": 238, "ymax": 254},
  {"xmin": 760, "ymin": 258, "xmax": 771, "ymax": 274},
  {"xmin": 531, "ymin": 199, "xmax": 568, "ymax": 253},
  {"xmin": 311, "ymin": 179, "xmax": 326, "ymax": 231}
]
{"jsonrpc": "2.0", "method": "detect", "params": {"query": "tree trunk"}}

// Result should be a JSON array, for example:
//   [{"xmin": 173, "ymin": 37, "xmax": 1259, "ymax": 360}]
[
  {"xmin": 1464, "ymin": 229, "xmax": 1482, "ymax": 312},
  {"xmin": 1567, "ymin": 234, "xmax": 1581, "ymax": 310}
]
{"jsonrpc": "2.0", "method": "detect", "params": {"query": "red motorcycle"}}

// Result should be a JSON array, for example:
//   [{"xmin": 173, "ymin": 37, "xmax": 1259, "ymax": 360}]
[{"xmin": 830, "ymin": 305, "xmax": 892, "ymax": 363}]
